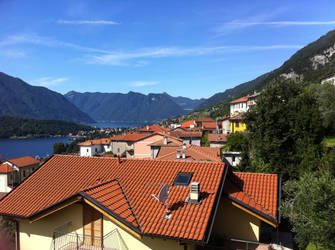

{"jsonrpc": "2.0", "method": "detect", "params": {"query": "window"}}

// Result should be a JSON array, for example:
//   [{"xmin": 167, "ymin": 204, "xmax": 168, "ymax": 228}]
[
  {"xmin": 23, "ymin": 170, "xmax": 26, "ymax": 178},
  {"xmin": 87, "ymin": 149, "xmax": 89, "ymax": 153},
  {"xmin": 173, "ymin": 172, "xmax": 193, "ymax": 186},
  {"xmin": 95, "ymin": 148, "xmax": 98, "ymax": 152},
  {"xmin": 117, "ymin": 148, "xmax": 120, "ymax": 153}
]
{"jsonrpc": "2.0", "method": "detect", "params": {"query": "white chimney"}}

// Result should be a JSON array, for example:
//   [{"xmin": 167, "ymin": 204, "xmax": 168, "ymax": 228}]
[
  {"xmin": 190, "ymin": 182, "xmax": 200, "ymax": 203},
  {"xmin": 182, "ymin": 145, "xmax": 186, "ymax": 159},
  {"xmin": 176, "ymin": 150, "xmax": 181, "ymax": 159},
  {"xmin": 164, "ymin": 136, "xmax": 168, "ymax": 145}
]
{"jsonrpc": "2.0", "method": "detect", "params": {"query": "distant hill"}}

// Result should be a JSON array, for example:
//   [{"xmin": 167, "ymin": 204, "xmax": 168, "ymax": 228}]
[
  {"xmin": 0, "ymin": 115, "xmax": 92, "ymax": 138},
  {"xmin": 64, "ymin": 91, "xmax": 202, "ymax": 123},
  {"xmin": 198, "ymin": 29, "xmax": 335, "ymax": 110},
  {"xmin": 0, "ymin": 72, "xmax": 94, "ymax": 123}
]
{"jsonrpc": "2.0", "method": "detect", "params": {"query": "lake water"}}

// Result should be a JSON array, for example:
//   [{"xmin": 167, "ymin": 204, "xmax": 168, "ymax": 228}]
[{"xmin": 0, "ymin": 137, "xmax": 71, "ymax": 159}]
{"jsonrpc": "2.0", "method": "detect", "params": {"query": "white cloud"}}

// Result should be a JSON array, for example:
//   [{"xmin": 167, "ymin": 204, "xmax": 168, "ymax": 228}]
[
  {"xmin": 215, "ymin": 19, "xmax": 335, "ymax": 35},
  {"xmin": 87, "ymin": 45, "xmax": 302, "ymax": 65},
  {"xmin": 57, "ymin": 20, "xmax": 119, "ymax": 25},
  {"xmin": 130, "ymin": 81, "xmax": 159, "ymax": 87},
  {"xmin": 1, "ymin": 49, "xmax": 26, "ymax": 58},
  {"xmin": 32, "ymin": 77, "xmax": 68, "ymax": 87},
  {"xmin": 0, "ymin": 34, "xmax": 110, "ymax": 53}
]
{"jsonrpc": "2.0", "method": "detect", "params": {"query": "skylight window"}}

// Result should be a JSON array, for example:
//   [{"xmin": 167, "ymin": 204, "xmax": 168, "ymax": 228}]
[{"xmin": 173, "ymin": 172, "xmax": 193, "ymax": 186}]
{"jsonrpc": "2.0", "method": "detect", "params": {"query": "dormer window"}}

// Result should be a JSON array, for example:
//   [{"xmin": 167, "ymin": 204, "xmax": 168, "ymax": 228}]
[{"xmin": 173, "ymin": 172, "xmax": 193, "ymax": 186}]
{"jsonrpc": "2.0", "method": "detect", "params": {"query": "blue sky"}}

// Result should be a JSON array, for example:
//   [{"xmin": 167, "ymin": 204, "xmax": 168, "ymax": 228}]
[{"xmin": 1, "ymin": 0, "xmax": 335, "ymax": 99}]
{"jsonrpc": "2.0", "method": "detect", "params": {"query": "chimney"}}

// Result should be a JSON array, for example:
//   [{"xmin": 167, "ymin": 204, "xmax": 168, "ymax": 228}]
[
  {"xmin": 182, "ymin": 144, "xmax": 186, "ymax": 159},
  {"xmin": 176, "ymin": 150, "xmax": 181, "ymax": 159},
  {"xmin": 117, "ymin": 154, "xmax": 121, "ymax": 164},
  {"xmin": 164, "ymin": 136, "xmax": 168, "ymax": 145},
  {"xmin": 190, "ymin": 182, "xmax": 200, "ymax": 203},
  {"xmin": 146, "ymin": 125, "xmax": 149, "ymax": 131}
]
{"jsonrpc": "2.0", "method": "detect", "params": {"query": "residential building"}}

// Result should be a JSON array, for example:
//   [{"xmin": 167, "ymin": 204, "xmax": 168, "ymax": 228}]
[
  {"xmin": 169, "ymin": 128, "xmax": 202, "ymax": 146},
  {"xmin": 208, "ymin": 134, "xmax": 228, "ymax": 148},
  {"xmin": 194, "ymin": 117, "xmax": 214, "ymax": 127},
  {"xmin": 230, "ymin": 97, "xmax": 249, "ymax": 115},
  {"xmin": 0, "ymin": 155, "xmax": 280, "ymax": 250},
  {"xmin": 221, "ymin": 116, "xmax": 231, "ymax": 134},
  {"xmin": 138, "ymin": 124, "xmax": 168, "ymax": 134},
  {"xmin": 155, "ymin": 144, "xmax": 222, "ymax": 162},
  {"xmin": 202, "ymin": 121, "xmax": 219, "ymax": 133},
  {"xmin": 133, "ymin": 133, "xmax": 170, "ymax": 158},
  {"xmin": 78, "ymin": 138, "xmax": 111, "ymax": 156},
  {"xmin": 0, "ymin": 156, "xmax": 40, "ymax": 193},
  {"xmin": 230, "ymin": 113, "xmax": 246, "ymax": 133},
  {"xmin": 222, "ymin": 151, "xmax": 242, "ymax": 167},
  {"xmin": 181, "ymin": 120, "xmax": 196, "ymax": 129},
  {"xmin": 110, "ymin": 133, "xmax": 149, "ymax": 158},
  {"xmin": 321, "ymin": 74, "xmax": 335, "ymax": 85},
  {"xmin": 149, "ymin": 136, "xmax": 183, "ymax": 159}
]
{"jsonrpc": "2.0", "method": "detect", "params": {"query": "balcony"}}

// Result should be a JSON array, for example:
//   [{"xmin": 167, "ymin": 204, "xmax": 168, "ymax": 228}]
[{"xmin": 51, "ymin": 229, "xmax": 128, "ymax": 250}]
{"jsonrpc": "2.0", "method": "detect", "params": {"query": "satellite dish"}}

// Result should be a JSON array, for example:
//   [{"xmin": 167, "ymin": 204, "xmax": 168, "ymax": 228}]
[
  {"xmin": 152, "ymin": 183, "xmax": 171, "ymax": 219},
  {"xmin": 158, "ymin": 184, "xmax": 169, "ymax": 204}
]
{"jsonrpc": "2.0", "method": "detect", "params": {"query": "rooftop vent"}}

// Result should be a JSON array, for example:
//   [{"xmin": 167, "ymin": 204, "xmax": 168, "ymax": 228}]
[
  {"xmin": 190, "ymin": 182, "xmax": 200, "ymax": 203},
  {"xmin": 164, "ymin": 136, "xmax": 168, "ymax": 145},
  {"xmin": 176, "ymin": 150, "xmax": 181, "ymax": 159}
]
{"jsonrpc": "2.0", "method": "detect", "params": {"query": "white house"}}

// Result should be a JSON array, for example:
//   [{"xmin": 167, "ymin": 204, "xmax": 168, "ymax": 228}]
[
  {"xmin": 169, "ymin": 128, "xmax": 202, "ymax": 146},
  {"xmin": 78, "ymin": 138, "xmax": 111, "ymax": 157},
  {"xmin": 222, "ymin": 151, "xmax": 242, "ymax": 167},
  {"xmin": 230, "ymin": 92, "xmax": 261, "ymax": 115},
  {"xmin": 321, "ymin": 75, "xmax": 335, "ymax": 85},
  {"xmin": 0, "ymin": 156, "xmax": 40, "ymax": 193}
]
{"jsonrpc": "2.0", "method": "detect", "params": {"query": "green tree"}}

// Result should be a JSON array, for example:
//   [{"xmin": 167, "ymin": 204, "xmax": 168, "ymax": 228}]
[
  {"xmin": 53, "ymin": 142, "xmax": 67, "ymax": 154},
  {"xmin": 243, "ymin": 79, "xmax": 324, "ymax": 180},
  {"xmin": 201, "ymin": 133, "xmax": 210, "ymax": 147},
  {"xmin": 281, "ymin": 169, "xmax": 335, "ymax": 249}
]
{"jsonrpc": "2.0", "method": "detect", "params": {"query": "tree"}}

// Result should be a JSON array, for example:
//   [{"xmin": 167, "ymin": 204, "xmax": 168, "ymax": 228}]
[
  {"xmin": 243, "ymin": 79, "xmax": 324, "ymax": 180},
  {"xmin": 53, "ymin": 142, "xmax": 66, "ymax": 154},
  {"xmin": 281, "ymin": 170, "xmax": 335, "ymax": 249}
]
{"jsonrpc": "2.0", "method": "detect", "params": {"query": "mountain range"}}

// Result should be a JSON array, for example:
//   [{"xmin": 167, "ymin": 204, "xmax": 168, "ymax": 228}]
[
  {"xmin": 64, "ymin": 91, "xmax": 204, "ymax": 122},
  {"xmin": 1, "ymin": 29, "xmax": 335, "ymax": 124},
  {"xmin": 198, "ymin": 29, "xmax": 335, "ymax": 110},
  {"xmin": 0, "ymin": 72, "xmax": 94, "ymax": 123}
]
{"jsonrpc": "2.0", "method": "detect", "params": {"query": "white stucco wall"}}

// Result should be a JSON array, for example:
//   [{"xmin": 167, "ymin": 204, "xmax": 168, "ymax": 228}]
[
  {"xmin": 80, "ymin": 145, "xmax": 103, "ymax": 156},
  {"xmin": 182, "ymin": 138, "xmax": 201, "ymax": 146},
  {"xmin": 230, "ymin": 102, "xmax": 248, "ymax": 115},
  {"xmin": 0, "ymin": 174, "xmax": 12, "ymax": 193}
]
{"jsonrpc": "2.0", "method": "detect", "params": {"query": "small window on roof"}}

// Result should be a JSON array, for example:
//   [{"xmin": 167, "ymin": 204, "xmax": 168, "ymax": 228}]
[{"xmin": 173, "ymin": 172, "xmax": 193, "ymax": 186}]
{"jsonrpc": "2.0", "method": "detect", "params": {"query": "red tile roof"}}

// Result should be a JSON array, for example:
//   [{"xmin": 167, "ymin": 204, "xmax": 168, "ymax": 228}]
[
  {"xmin": 148, "ymin": 137, "xmax": 183, "ymax": 147},
  {"xmin": 181, "ymin": 120, "xmax": 196, "ymax": 128},
  {"xmin": 230, "ymin": 96, "xmax": 249, "ymax": 104},
  {"xmin": 8, "ymin": 156, "xmax": 39, "ymax": 168},
  {"xmin": 78, "ymin": 138, "xmax": 111, "ymax": 146},
  {"xmin": 208, "ymin": 134, "xmax": 228, "ymax": 143},
  {"xmin": 110, "ymin": 133, "xmax": 149, "ymax": 142},
  {"xmin": 0, "ymin": 155, "xmax": 226, "ymax": 242},
  {"xmin": 0, "ymin": 164, "xmax": 16, "ymax": 173},
  {"xmin": 169, "ymin": 130, "xmax": 202, "ymax": 138},
  {"xmin": 202, "ymin": 122, "xmax": 217, "ymax": 130},
  {"xmin": 194, "ymin": 118, "xmax": 214, "ymax": 123},
  {"xmin": 156, "ymin": 145, "xmax": 221, "ymax": 162},
  {"xmin": 82, "ymin": 179, "xmax": 140, "ymax": 229},
  {"xmin": 138, "ymin": 124, "xmax": 168, "ymax": 134},
  {"xmin": 224, "ymin": 172, "xmax": 278, "ymax": 223}
]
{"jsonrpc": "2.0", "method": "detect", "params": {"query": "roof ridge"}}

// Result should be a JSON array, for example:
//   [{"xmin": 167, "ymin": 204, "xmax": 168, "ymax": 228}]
[{"xmin": 234, "ymin": 171, "xmax": 277, "ymax": 176}]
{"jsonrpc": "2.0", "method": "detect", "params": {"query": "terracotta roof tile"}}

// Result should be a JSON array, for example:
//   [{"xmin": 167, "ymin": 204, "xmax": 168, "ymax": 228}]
[
  {"xmin": 110, "ymin": 133, "xmax": 149, "ymax": 142},
  {"xmin": 169, "ymin": 130, "xmax": 202, "ymax": 138},
  {"xmin": 0, "ymin": 164, "xmax": 16, "ymax": 173},
  {"xmin": 181, "ymin": 121, "xmax": 196, "ymax": 128},
  {"xmin": 202, "ymin": 122, "xmax": 217, "ymax": 130},
  {"xmin": 0, "ymin": 155, "xmax": 226, "ymax": 242},
  {"xmin": 194, "ymin": 118, "xmax": 214, "ymax": 122},
  {"xmin": 8, "ymin": 156, "xmax": 39, "ymax": 168},
  {"xmin": 207, "ymin": 134, "xmax": 228, "ymax": 143},
  {"xmin": 224, "ymin": 172, "xmax": 278, "ymax": 223},
  {"xmin": 230, "ymin": 96, "xmax": 249, "ymax": 104},
  {"xmin": 156, "ymin": 145, "xmax": 221, "ymax": 162},
  {"xmin": 138, "ymin": 125, "xmax": 168, "ymax": 134},
  {"xmin": 78, "ymin": 138, "xmax": 111, "ymax": 146}
]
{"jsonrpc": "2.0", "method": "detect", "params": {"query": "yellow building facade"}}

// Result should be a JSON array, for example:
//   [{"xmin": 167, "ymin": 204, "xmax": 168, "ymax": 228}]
[{"xmin": 17, "ymin": 196, "xmax": 263, "ymax": 250}]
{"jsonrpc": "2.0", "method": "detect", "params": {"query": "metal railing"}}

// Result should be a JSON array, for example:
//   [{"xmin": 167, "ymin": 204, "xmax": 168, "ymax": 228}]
[{"xmin": 51, "ymin": 229, "xmax": 128, "ymax": 250}]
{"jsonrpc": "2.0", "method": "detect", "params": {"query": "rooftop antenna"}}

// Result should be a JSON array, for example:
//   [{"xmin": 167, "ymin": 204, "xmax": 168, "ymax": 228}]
[{"xmin": 152, "ymin": 183, "xmax": 171, "ymax": 219}]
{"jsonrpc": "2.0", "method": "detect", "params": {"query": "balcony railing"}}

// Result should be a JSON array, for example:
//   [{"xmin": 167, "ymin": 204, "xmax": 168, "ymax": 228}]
[{"xmin": 51, "ymin": 229, "xmax": 128, "ymax": 250}]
